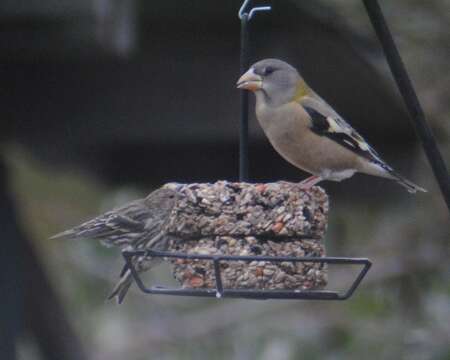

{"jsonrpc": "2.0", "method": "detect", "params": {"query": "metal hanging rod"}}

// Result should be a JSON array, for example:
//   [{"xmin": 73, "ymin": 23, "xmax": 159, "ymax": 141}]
[
  {"xmin": 238, "ymin": 0, "xmax": 271, "ymax": 20},
  {"xmin": 238, "ymin": 0, "xmax": 271, "ymax": 182},
  {"xmin": 363, "ymin": 0, "xmax": 450, "ymax": 214}
]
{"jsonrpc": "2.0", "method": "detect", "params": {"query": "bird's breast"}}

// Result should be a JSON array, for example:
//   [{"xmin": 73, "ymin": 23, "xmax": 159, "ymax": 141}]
[{"xmin": 255, "ymin": 102, "xmax": 357, "ymax": 175}]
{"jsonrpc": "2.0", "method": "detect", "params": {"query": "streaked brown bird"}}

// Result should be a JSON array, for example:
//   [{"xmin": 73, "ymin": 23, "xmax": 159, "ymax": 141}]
[
  {"xmin": 52, "ymin": 187, "xmax": 179, "ymax": 303},
  {"xmin": 237, "ymin": 58, "xmax": 426, "ymax": 193}
]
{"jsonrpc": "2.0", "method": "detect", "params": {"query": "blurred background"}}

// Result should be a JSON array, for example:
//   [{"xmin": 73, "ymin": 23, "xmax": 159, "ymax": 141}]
[{"xmin": 1, "ymin": 0, "xmax": 449, "ymax": 359}]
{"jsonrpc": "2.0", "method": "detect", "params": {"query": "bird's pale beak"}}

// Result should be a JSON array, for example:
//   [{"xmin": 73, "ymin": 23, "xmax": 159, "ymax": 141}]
[{"xmin": 236, "ymin": 68, "xmax": 263, "ymax": 91}]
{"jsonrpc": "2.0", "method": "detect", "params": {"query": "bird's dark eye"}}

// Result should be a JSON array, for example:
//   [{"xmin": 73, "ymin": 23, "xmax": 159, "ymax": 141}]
[{"xmin": 264, "ymin": 66, "xmax": 275, "ymax": 75}]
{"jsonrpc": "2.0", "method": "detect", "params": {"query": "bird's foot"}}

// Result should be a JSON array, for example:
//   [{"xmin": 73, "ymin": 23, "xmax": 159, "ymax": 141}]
[{"xmin": 298, "ymin": 176, "xmax": 322, "ymax": 190}]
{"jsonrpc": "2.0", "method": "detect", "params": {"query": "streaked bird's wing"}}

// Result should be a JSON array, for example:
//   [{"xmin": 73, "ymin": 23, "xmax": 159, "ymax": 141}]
[{"xmin": 51, "ymin": 199, "xmax": 152, "ymax": 246}]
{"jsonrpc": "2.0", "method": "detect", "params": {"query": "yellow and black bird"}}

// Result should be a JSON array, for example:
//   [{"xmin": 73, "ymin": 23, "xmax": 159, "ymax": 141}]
[{"xmin": 237, "ymin": 58, "xmax": 426, "ymax": 193}]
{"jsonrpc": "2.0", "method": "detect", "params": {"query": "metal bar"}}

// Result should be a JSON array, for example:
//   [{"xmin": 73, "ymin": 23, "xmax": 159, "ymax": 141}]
[
  {"xmin": 238, "ymin": 0, "xmax": 271, "ymax": 20},
  {"xmin": 363, "ymin": 0, "xmax": 450, "ymax": 213},
  {"xmin": 213, "ymin": 257, "xmax": 224, "ymax": 297},
  {"xmin": 237, "ymin": 1, "xmax": 271, "ymax": 182},
  {"xmin": 340, "ymin": 259, "xmax": 372, "ymax": 300},
  {"xmin": 122, "ymin": 250, "xmax": 371, "ymax": 301},
  {"xmin": 239, "ymin": 14, "xmax": 250, "ymax": 182},
  {"xmin": 136, "ymin": 287, "xmax": 340, "ymax": 300},
  {"xmin": 125, "ymin": 249, "xmax": 370, "ymax": 264}
]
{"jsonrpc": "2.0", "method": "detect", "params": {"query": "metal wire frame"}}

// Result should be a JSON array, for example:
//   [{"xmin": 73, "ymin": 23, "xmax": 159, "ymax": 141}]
[{"xmin": 122, "ymin": 250, "xmax": 371, "ymax": 301}]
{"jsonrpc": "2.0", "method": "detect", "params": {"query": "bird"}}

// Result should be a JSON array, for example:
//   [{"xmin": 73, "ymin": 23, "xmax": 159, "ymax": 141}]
[
  {"xmin": 237, "ymin": 58, "xmax": 426, "ymax": 193},
  {"xmin": 51, "ymin": 187, "xmax": 179, "ymax": 304}
]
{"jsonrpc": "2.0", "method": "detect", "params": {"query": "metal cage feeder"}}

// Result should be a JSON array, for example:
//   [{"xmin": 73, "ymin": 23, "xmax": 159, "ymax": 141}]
[{"xmin": 123, "ymin": 250, "xmax": 371, "ymax": 300}]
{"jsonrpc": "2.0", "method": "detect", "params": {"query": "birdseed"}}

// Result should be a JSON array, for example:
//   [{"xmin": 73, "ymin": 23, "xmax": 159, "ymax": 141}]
[{"xmin": 163, "ymin": 181, "xmax": 328, "ymax": 290}]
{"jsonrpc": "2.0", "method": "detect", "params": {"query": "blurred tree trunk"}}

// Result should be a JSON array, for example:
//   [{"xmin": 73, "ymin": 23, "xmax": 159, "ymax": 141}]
[
  {"xmin": 0, "ymin": 158, "xmax": 23, "ymax": 360},
  {"xmin": 0, "ymin": 156, "xmax": 87, "ymax": 360}
]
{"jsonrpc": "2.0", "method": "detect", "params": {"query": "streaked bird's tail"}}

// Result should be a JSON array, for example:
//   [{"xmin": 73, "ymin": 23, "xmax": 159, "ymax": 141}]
[
  {"xmin": 108, "ymin": 269, "xmax": 133, "ymax": 304},
  {"xmin": 49, "ymin": 228, "xmax": 79, "ymax": 240}
]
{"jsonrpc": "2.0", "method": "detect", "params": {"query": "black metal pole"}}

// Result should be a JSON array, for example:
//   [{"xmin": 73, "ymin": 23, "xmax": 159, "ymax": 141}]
[
  {"xmin": 363, "ymin": 0, "xmax": 450, "ymax": 213},
  {"xmin": 239, "ymin": 14, "xmax": 250, "ymax": 182}
]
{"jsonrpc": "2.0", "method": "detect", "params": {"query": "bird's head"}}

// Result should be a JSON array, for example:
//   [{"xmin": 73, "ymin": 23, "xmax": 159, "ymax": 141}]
[
  {"xmin": 237, "ymin": 59, "xmax": 303, "ymax": 106},
  {"xmin": 145, "ymin": 188, "xmax": 180, "ymax": 212}
]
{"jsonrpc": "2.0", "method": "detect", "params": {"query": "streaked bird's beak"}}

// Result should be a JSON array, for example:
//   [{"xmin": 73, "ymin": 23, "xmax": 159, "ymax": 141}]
[{"xmin": 236, "ymin": 68, "xmax": 263, "ymax": 91}]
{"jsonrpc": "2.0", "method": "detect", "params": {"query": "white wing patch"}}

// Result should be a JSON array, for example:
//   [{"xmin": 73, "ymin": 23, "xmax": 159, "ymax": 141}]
[
  {"xmin": 328, "ymin": 116, "xmax": 371, "ymax": 152},
  {"xmin": 302, "ymin": 99, "xmax": 390, "ymax": 169},
  {"xmin": 326, "ymin": 116, "xmax": 342, "ymax": 133}
]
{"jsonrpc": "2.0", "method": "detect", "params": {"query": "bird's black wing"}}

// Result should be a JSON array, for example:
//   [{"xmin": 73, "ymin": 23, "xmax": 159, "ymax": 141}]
[{"xmin": 303, "ymin": 104, "xmax": 392, "ymax": 171}]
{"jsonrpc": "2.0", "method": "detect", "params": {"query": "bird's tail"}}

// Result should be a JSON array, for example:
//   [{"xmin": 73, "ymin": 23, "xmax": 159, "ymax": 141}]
[
  {"xmin": 390, "ymin": 171, "xmax": 427, "ymax": 194},
  {"xmin": 108, "ymin": 269, "xmax": 133, "ymax": 304},
  {"xmin": 49, "ymin": 229, "xmax": 78, "ymax": 240}
]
